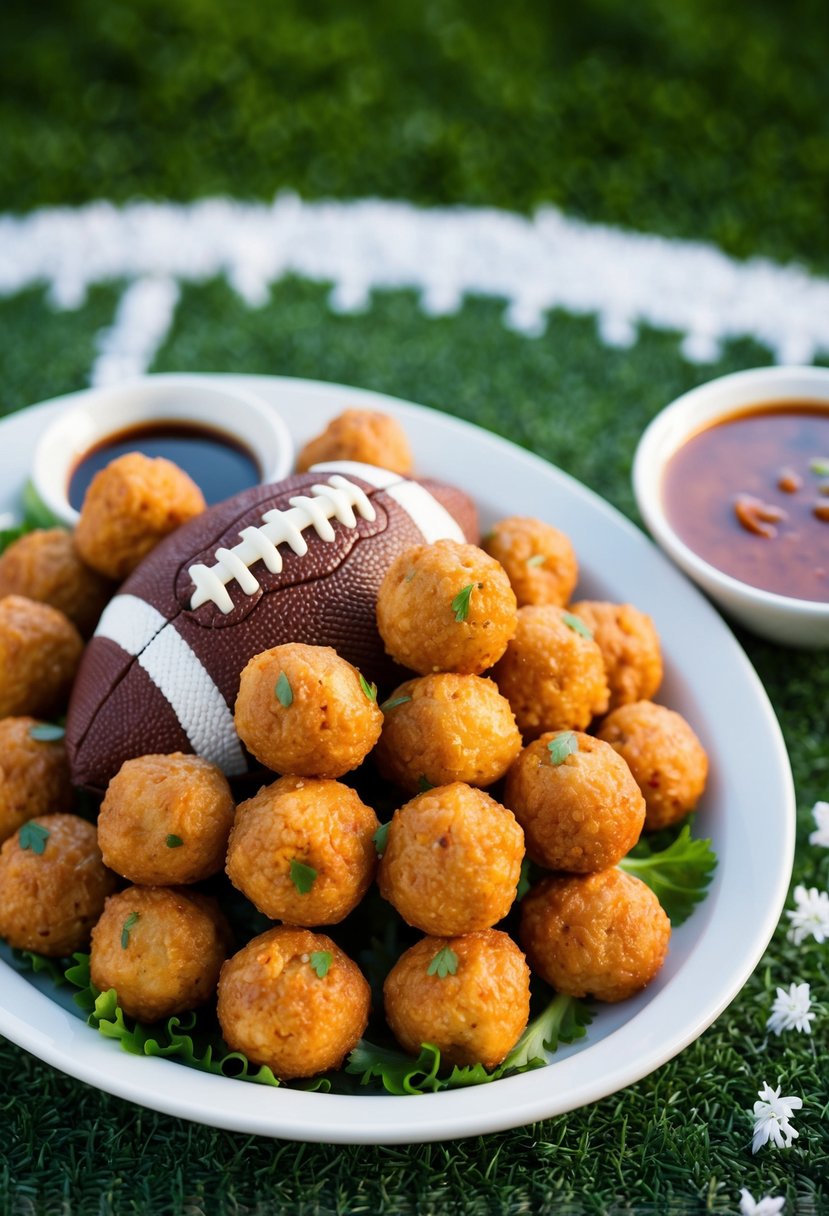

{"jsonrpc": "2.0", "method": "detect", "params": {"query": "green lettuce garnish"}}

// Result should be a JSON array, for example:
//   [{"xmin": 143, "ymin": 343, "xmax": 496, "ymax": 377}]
[
  {"xmin": 346, "ymin": 992, "xmax": 592, "ymax": 1095},
  {"xmin": 619, "ymin": 825, "xmax": 717, "ymax": 926},
  {"xmin": 64, "ymin": 954, "xmax": 281, "ymax": 1086}
]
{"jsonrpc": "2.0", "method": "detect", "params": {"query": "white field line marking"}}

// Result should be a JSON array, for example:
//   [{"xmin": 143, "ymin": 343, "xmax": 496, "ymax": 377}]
[
  {"xmin": 2, "ymin": 196, "xmax": 828, "ymax": 382},
  {"xmin": 91, "ymin": 276, "xmax": 180, "ymax": 387}
]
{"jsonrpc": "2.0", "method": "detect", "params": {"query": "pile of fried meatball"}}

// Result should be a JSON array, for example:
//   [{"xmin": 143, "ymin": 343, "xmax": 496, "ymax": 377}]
[{"xmin": 0, "ymin": 407, "xmax": 709, "ymax": 1084}]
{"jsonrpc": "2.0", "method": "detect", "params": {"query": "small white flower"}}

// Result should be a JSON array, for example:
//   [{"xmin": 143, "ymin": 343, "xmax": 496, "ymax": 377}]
[
  {"xmin": 785, "ymin": 885, "xmax": 829, "ymax": 945},
  {"xmin": 810, "ymin": 801, "xmax": 829, "ymax": 848},
  {"xmin": 752, "ymin": 1082, "xmax": 803, "ymax": 1153},
  {"xmin": 739, "ymin": 1189, "xmax": 785, "ymax": 1215},
  {"xmin": 766, "ymin": 982, "xmax": 815, "ymax": 1035}
]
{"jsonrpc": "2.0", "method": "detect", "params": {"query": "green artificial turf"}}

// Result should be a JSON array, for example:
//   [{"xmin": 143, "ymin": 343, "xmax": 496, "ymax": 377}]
[
  {"xmin": 2, "ymin": 0, "xmax": 829, "ymax": 271},
  {"xmin": 3, "ymin": 0, "xmax": 829, "ymax": 1209},
  {"xmin": 1, "ymin": 282, "xmax": 828, "ymax": 1215}
]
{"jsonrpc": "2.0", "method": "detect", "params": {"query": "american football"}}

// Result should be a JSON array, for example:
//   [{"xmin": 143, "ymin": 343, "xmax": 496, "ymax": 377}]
[{"xmin": 65, "ymin": 461, "xmax": 478, "ymax": 792}]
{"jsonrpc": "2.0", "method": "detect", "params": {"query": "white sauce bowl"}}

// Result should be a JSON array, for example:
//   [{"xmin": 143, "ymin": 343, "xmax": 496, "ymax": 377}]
[
  {"xmin": 32, "ymin": 374, "xmax": 294, "ymax": 528},
  {"xmin": 633, "ymin": 365, "xmax": 829, "ymax": 647}
]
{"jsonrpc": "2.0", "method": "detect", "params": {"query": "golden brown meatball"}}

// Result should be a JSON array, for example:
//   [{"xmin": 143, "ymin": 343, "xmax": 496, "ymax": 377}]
[
  {"xmin": 491, "ymin": 605, "xmax": 609, "ymax": 739},
  {"xmin": 234, "ymin": 643, "xmax": 383, "ymax": 778},
  {"xmin": 504, "ymin": 732, "xmax": 645, "ymax": 871},
  {"xmin": 376, "ymin": 540, "xmax": 517, "ymax": 676},
  {"xmin": 97, "ymin": 752, "xmax": 235, "ymax": 885},
  {"xmin": 378, "ymin": 783, "xmax": 524, "ymax": 935},
  {"xmin": 595, "ymin": 700, "xmax": 709, "ymax": 831},
  {"xmin": 383, "ymin": 929, "xmax": 530, "ymax": 1069},
  {"xmin": 0, "ymin": 595, "xmax": 83, "ymax": 719},
  {"xmin": 569, "ymin": 601, "xmax": 663, "ymax": 711},
  {"xmin": 374, "ymin": 673, "xmax": 521, "ymax": 793},
  {"xmin": 90, "ymin": 886, "xmax": 232, "ymax": 1022},
  {"xmin": 74, "ymin": 452, "xmax": 206, "ymax": 581},
  {"xmin": 226, "ymin": 776, "xmax": 379, "ymax": 926},
  {"xmin": 217, "ymin": 926, "xmax": 370, "ymax": 1079},
  {"xmin": 0, "ymin": 814, "xmax": 117, "ymax": 956},
  {"xmin": 0, "ymin": 528, "xmax": 114, "ymax": 638},
  {"xmin": 482, "ymin": 516, "xmax": 578, "ymax": 607},
  {"xmin": 296, "ymin": 408, "xmax": 413, "ymax": 476},
  {"xmin": 520, "ymin": 869, "xmax": 671, "ymax": 1002},
  {"xmin": 0, "ymin": 717, "xmax": 73, "ymax": 843}
]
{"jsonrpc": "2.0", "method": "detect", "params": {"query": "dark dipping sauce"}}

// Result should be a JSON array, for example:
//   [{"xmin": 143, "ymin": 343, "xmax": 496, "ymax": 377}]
[
  {"xmin": 662, "ymin": 402, "xmax": 829, "ymax": 603},
  {"xmin": 69, "ymin": 421, "xmax": 261, "ymax": 510}
]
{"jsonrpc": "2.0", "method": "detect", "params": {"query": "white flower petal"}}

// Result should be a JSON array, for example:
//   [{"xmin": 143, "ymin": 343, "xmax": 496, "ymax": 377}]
[
  {"xmin": 751, "ymin": 1083, "xmax": 803, "ymax": 1153},
  {"xmin": 740, "ymin": 1191, "xmax": 786, "ymax": 1216},
  {"xmin": 785, "ymin": 885, "xmax": 829, "ymax": 944},
  {"xmin": 809, "ymin": 801, "xmax": 829, "ymax": 848}
]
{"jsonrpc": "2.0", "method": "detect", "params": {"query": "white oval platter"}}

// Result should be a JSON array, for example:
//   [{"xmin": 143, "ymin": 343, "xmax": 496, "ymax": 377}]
[{"xmin": 0, "ymin": 374, "xmax": 795, "ymax": 1144}]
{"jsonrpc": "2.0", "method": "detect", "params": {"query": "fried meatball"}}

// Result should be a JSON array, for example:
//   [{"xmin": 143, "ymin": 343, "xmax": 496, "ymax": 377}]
[
  {"xmin": 0, "ymin": 528, "xmax": 113, "ymax": 637},
  {"xmin": 296, "ymin": 408, "xmax": 413, "ymax": 476},
  {"xmin": 74, "ymin": 452, "xmax": 206, "ymax": 581},
  {"xmin": 595, "ymin": 700, "xmax": 709, "ymax": 831},
  {"xmin": 234, "ymin": 643, "xmax": 383, "ymax": 778},
  {"xmin": 90, "ymin": 886, "xmax": 232, "ymax": 1022},
  {"xmin": 378, "ymin": 783, "xmax": 524, "ymax": 935},
  {"xmin": 520, "ymin": 869, "xmax": 671, "ymax": 1002},
  {"xmin": 217, "ymin": 926, "xmax": 370, "ymax": 1079},
  {"xmin": 0, "ymin": 814, "xmax": 117, "ymax": 956},
  {"xmin": 374, "ymin": 673, "xmax": 521, "ymax": 793},
  {"xmin": 0, "ymin": 595, "xmax": 83, "ymax": 719},
  {"xmin": 376, "ymin": 540, "xmax": 517, "ymax": 676},
  {"xmin": 226, "ymin": 776, "xmax": 379, "ymax": 926},
  {"xmin": 569, "ymin": 601, "xmax": 663, "ymax": 711},
  {"xmin": 504, "ymin": 732, "xmax": 645, "ymax": 871},
  {"xmin": 491, "ymin": 605, "xmax": 609, "ymax": 739},
  {"xmin": 98, "ymin": 752, "xmax": 235, "ymax": 885},
  {"xmin": 482, "ymin": 516, "xmax": 578, "ymax": 607},
  {"xmin": 0, "ymin": 717, "xmax": 73, "ymax": 843},
  {"xmin": 383, "ymin": 929, "xmax": 530, "ymax": 1069}
]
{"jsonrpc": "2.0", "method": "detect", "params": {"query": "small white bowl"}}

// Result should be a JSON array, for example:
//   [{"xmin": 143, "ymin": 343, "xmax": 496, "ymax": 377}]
[
  {"xmin": 633, "ymin": 365, "xmax": 829, "ymax": 648},
  {"xmin": 32, "ymin": 374, "xmax": 294, "ymax": 527}
]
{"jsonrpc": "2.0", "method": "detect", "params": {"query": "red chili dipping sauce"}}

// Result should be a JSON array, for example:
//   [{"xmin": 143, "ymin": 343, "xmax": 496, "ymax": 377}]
[{"xmin": 662, "ymin": 403, "xmax": 829, "ymax": 602}]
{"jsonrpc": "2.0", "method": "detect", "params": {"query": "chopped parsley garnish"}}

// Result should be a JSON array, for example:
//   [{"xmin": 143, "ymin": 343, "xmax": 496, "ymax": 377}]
[
  {"xmin": 427, "ymin": 946, "xmax": 458, "ymax": 978},
  {"xmin": 309, "ymin": 951, "xmax": 332, "ymax": 978},
  {"xmin": 289, "ymin": 859, "xmax": 317, "ymax": 894},
  {"xmin": 19, "ymin": 821, "xmax": 49, "ymax": 854},
  {"xmin": 275, "ymin": 671, "xmax": 293, "ymax": 707},
  {"xmin": 417, "ymin": 775, "xmax": 435, "ymax": 793},
  {"xmin": 619, "ymin": 825, "xmax": 717, "ymax": 925},
  {"xmin": 547, "ymin": 731, "xmax": 579, "ymax": 765},
  {"xmin": 451, "ymin": 582, "xmax": 482, "ymax": 622},
  {"xmin": 810, "ymin": 457, "xmax": 829, "ymax": 477},
  {"xmin": 526, "ymin": 554, "xmax": 547, "ymax": 567},
  {"xmin": 28, "ymin": 722, "xmax": 65, "ymax": 742},
  {"xmin": 561, "ymin": 611, "xmax": 593, "ymax": 639},
  {"xmin": 121, "ymin": 912, "xmax": 140, "ymax": 949},
  {"xmin": 373, "ymin": 822, "xmax": 390, "ymax": 854},
  {"xmin": 359, "ymin": 673, "xmax": 378, "ymax": 702},
  {"xmin": 380, "ymin": 695, "xmax": 412, "ymax": 713},
  {"xmin": 166, "ymin": 834, "xmax": 184, "ymax": 848}
]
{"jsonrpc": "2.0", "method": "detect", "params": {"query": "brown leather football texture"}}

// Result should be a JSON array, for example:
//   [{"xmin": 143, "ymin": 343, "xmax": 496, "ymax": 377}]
[{"xmin": 66, "ymin": 463, "xmax": 479, "ymax": 792}]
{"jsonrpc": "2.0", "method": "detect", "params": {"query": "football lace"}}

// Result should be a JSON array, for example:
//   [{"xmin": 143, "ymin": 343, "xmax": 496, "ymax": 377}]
[{"xmin": 188, "ymin": 475, "xmax": 377, "ymax": 613}]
